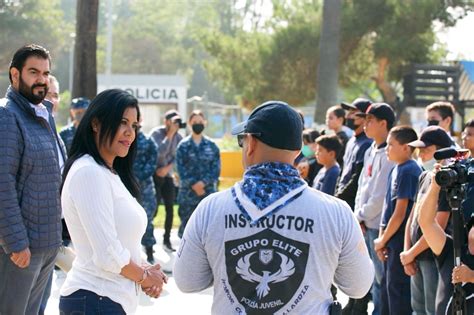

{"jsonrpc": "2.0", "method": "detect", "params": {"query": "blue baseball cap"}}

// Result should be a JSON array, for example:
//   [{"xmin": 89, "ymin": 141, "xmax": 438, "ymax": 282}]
[
  {"xmin": 231, "ymin": 101, "xmax": 303, "ymax": 150},
  {"xmin": 70, "ymin": 97, "xmax": 90, "ymax": 109}
]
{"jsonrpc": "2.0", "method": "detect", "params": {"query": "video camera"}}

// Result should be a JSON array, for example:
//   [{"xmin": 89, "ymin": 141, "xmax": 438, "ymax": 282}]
[
  {"xmin": 434, "ymin": 148, "xmax": 473, "ymax": 188},
  {"xmin": 434, "ymin": 147, "xmax": 473, "ymax": 314},
  {"xmin": 171, "ymin": 117, "xmax": 187, "ymax": 129}
]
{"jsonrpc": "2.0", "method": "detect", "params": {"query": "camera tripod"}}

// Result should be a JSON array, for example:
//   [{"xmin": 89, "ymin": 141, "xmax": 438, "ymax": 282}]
[{"xmin": 446, "ymin": 185, "xmax": 467, "ymax": 315}]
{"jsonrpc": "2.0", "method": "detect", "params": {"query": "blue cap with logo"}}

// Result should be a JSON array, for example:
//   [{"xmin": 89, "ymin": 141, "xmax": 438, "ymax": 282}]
[
  {"xmin": 231, "ymin": 101, "xmax": 303, "ymax": 150},
  {"xmin": 70, "ymin": 97, "xmax": 90, "ymax": 110}
]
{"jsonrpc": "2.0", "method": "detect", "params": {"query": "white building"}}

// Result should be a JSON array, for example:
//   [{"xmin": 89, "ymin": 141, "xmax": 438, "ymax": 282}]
[{"xmin": 98, "ymin": 74, "xmax": 187, "ymax": 133}]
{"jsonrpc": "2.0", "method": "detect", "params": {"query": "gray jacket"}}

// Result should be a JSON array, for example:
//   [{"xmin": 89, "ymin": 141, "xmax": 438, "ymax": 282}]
[
  {"xmin": 354, "ymin": 142, "xmax": 395, "ymax": 230},
  {"xmin": 0, "ymin": 87, "xmax": 64, "ymax": 254}
]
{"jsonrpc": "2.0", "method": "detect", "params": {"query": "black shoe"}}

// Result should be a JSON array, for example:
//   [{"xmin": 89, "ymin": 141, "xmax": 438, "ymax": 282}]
[
  {"xmin": 145, "ymin": 246, "xmax": 155, "ymax": 264},
  {"xmin": 163, "ymin": 240, "xmax": 176, "ymax": 252}
]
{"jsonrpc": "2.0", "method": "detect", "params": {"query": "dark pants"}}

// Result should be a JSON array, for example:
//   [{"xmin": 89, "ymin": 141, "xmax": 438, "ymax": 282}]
[
  {"xmin": 153, "ymin": 175, "xmax": 175, "ymax": 242},
  {"xmin": 0, "ymin": 247, "xmax": 58, "ymax": 315},
  {"xmin": 59, "ymin": 289, "xmax": 126, "ymax": 315},
  {"xmin": 381, "ymin": 237, "xmax": 412, "ymax": 315},
  {"xmin": 178, "ymin": 202, "xmax": 200, "ymax": 238},
  {"xmin": 38, "ymin": 268, "xmax": 54, "ymax": 314}
]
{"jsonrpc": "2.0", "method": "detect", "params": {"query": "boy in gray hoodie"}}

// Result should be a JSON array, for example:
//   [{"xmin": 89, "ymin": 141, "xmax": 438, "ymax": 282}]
[{"xmin": 350, "ymin": 103, "xmax": 396, "ymax": 315}]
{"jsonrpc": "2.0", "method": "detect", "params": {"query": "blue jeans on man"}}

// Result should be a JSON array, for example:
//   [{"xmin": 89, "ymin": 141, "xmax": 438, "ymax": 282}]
[
  {"xmin": 0, "ymin": 247, "xmax": 58, "ymax": 314},
  {"xmin": 411, "ymin": 258, "xmax": 438, "ymax": 315},
  {"xmin": 366, "ymin": 228, "xmax": 384, "ymax": 315}
]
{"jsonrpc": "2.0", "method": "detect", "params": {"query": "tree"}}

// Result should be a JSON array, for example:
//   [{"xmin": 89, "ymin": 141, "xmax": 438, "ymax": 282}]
[
  {"xmin": 199, "ymin": 0, "xmax": 473, "ymax": 109},
  {"xmin": 0, "ymin": 0, "xmax": 69, "ymax": 92},
  {"xmin": 315, "ymin": 0, "xmax": 342, "ymax": 123},
  {"xmin": 73, "ymin": 0, "xmax": 99, "ymax": 99}
]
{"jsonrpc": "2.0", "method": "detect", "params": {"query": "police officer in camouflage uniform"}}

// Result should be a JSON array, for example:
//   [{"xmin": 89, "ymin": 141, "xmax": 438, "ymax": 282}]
[
  {"xmin": 176, "ymin": 110, "xmax": 221, "ymax": 238},
  {"xmin": 59, "ymin": 97, "xmax": 90, "ymax": 154},
  {"xmin": 132, "ymin": 129, "xmax": 158, "ymax": 264}
]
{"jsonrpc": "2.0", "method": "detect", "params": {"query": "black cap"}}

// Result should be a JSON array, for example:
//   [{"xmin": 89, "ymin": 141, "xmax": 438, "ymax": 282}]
[
  {"xmin": 408, "ymin": 126, "xmax": 452, "ymax": 148},
  {"xmin": 164, "ymin": 109, "xmax": 181, "ymax": 120},
  {"xmin": 231, "ymin": 101, "xmax": 303, "ymax": 150},
  {"xmin": 341, "ymin": 98, "xmax": 372, "ymax": 113},
  {"xmin": 356, "ymin": 102, "xmax": 395, "ymax": 126},
  {"xmin": 70, "ymin": 97, "xmax": 90, "ymax": 109}
]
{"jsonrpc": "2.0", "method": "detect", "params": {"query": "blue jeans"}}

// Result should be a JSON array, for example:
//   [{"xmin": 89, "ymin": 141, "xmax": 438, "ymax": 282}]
[
  {"xmin": 366, "ymin": 228, "xmax": 384, "ymax": 315},
  {"xmin": 411, "ymin": 258, "xmax": 438, "ymax": 315},
  {"xmin": 0, "ymin": 247, "xmax": 58, "ymax": 315},
  {"xmin": 59, "ymin": 289, "xmax": 126, "ymax": 314}
]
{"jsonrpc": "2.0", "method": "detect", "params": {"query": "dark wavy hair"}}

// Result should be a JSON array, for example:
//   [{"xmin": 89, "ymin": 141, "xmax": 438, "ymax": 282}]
[{"xmin": 62, "ymin": 89, "xmax": 141, "ymax": 198}]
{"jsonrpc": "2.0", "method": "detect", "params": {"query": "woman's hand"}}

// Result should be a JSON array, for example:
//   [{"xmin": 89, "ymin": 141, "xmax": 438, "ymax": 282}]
[{"xmin": 141, "ymin": 264, "xmax": 168, "ymax": 298}]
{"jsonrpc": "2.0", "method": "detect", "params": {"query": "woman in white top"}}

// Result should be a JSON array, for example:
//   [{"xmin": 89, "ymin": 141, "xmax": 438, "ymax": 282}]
[{"xmin": 59, "ymin": 89, "xmax": 166, "ymax": 314}]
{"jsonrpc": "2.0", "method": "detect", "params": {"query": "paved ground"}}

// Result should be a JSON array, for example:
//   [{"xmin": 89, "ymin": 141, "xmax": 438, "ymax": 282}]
[{"xmin": 45, "ymin": 229, "xmax": 372, "ymax": 314}]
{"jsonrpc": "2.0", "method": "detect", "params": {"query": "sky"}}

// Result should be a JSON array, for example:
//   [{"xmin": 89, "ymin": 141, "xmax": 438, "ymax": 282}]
[{"xmin": 436, "ymin": 10, "xmax": 474, "ymax": 61}]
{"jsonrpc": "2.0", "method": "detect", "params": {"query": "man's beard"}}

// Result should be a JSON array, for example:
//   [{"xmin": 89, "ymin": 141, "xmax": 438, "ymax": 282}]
[{"xmin": 19, "ymin": 75, "xmax": 48, "ymax": 104}]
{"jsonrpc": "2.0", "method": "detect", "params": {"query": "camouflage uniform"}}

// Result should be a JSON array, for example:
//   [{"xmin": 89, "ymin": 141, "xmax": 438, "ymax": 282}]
[
  {"xmin": 132, "ymin": 131, "xmax": 158, "ymax": 247},
  {"xmin": 176, "ymin": 135, "xmax": 220, "ymax": 237},
  {"xmin": 59, "ymin": 124, "xmax": 76, "ymax": 154}
]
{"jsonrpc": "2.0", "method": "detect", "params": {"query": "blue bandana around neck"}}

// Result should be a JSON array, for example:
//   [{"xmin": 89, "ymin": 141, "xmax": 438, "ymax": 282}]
[{"xmin": 231, "ymin": 162, "xmax": 307, "ymax": 225}]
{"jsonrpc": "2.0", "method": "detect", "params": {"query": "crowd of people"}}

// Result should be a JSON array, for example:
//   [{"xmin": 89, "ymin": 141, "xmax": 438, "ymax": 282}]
[
  {"xmin": 0, "ymin": 44, "xmax": 220, "ymax": 314},
  {"xmin": 2, "ymin": 43, "xmax": 474, "ymax": 315},
  {"xmin": 294, "ymin": 99, "xmax": 474, "ymax": 315}
]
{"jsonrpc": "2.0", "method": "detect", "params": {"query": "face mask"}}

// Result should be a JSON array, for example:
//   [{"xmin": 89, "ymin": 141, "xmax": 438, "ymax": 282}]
[
  {"xmin": 301, "ymin": 145, "xmax": 315, "ymax": 158},
  {"xmin": 420, "ymin": 158, "xmax": 436, "ymax": 171},
  {"xmin": 427, "ymin": 120, "xmax": 440, "ymax": 126},
  {"xmin": 345, "ymin": 118, "xmax": 359, "ymax": 131},
  {"xmin": 192, "ymin": 123, "xmax": 205, "ymax": 135}
]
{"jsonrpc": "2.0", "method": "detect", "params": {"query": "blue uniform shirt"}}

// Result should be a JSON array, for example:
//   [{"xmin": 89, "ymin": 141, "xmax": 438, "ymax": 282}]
[
  {"xmin": 381, "ymin": 159, "xmax": 422, "ymax": 245},
  {"xmin": 59, "ymin": 124, "xmax": 76, "ymax": 154},
  {"xmin": 313, "ymin": 164, "xmax": 340, "ymax": 196},
  {"xmin": 337, "ymin": 132, "xmax": 372, "ymax": 189},
  {"xmin": 176, "ymin": 135, "xmax": 220, "ymax": 205},
  {"xmin": 133, "ymin": 132, "xmax": 158, "ymax": 213}
]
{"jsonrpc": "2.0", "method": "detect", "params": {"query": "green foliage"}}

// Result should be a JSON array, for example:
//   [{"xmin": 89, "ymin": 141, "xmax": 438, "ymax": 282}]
[
  {"xmin": 0, "ymin": 0, "xmax": 72, "ymax": 72},
  {"xmin": 55, "ymin": 89, "xmax": 72, "ymax": 128},
  {"xmin": 215, "ymin": 134, "xmax": 241, "ymax": 152},
  {"xmin": 200, "ymin": 0, "xmax": 473, "ymax": 107}
]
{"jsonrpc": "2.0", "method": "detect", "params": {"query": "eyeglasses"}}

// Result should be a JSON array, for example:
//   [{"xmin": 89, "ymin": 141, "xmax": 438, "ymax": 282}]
[{"xmin": 237, "ymin": 133, "xmax": 261, "ymax": 148}]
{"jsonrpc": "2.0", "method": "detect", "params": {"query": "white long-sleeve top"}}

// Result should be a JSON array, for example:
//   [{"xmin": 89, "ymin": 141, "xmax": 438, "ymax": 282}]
[{"xmin": 60, "ymin": 154, "xmax": 147, "ymax": 314}]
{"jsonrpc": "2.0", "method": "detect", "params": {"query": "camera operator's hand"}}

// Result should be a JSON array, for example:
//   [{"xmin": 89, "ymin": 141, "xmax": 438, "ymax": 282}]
[
  {"xmin": 452, "ymin": 264, "xmax": 474, "ymax": 284},
  {"xmin": 403, "ymin": 261, "xmax": 417, "ymax": 276}
]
